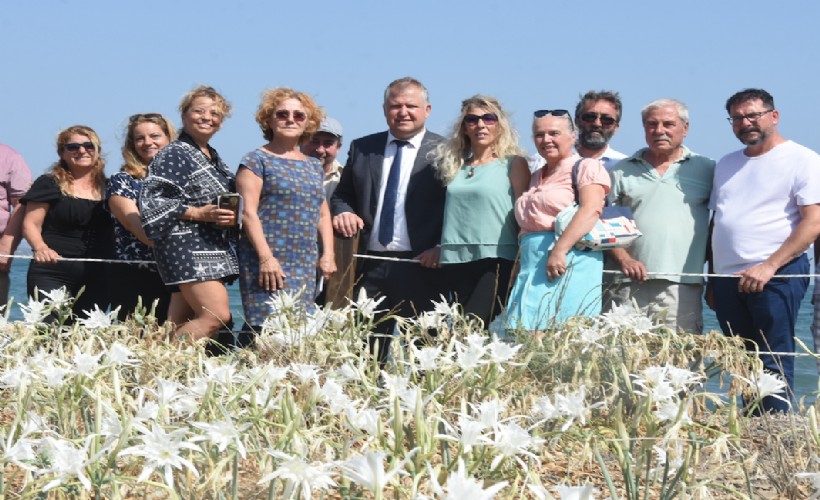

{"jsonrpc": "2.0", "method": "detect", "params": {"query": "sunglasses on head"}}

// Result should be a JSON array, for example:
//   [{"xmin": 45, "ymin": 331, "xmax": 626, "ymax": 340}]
[
  {"xmin": 463, "ymin": 113, "xmax": 499, "ymax": 126},
  {"xmin": 580, "ymin": 112, "xmax": 618, "ymax": 127},
  {"xmin": 275, "ymin": 110, "xmax": 307, "ymax": 122},
  {"xmin": 533, "ymin": 109, "xmax": 570, "ymax": 118},
  {"xmin": 129, "ymin": 113, "xmax": 163, "ymax": 123},
  {"xmin": 63, "ymin": 142, "xmax": 96, "ymax": 152}
]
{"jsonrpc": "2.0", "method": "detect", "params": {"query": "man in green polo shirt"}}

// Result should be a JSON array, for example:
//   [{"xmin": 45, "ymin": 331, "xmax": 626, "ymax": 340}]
[{"xmin": 604, "ymin": 98, "xmax": 715, "ymax": 333}]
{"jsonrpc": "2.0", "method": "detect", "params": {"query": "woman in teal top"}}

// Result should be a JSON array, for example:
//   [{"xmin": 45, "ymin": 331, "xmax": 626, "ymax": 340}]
[{"xmin": 432, "ymin": 95, "xmax": 530, "ymax": 327}]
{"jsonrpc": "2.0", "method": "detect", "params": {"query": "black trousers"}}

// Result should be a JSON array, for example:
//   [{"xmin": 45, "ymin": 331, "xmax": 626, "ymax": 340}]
[
  {"xmin": 27, "ymin": 260, "xmax": 110, "ymax": 320},
  {"xmin": 356, "ymin": 251, "xmax": 447, "ymax": 364},
  {"xmin": 108, "ymin": 262, "xmax": 171, "ymax": 322},
  {"xmin": 444, "ymin": 257, "xmax": 514, "ymax": 328}
]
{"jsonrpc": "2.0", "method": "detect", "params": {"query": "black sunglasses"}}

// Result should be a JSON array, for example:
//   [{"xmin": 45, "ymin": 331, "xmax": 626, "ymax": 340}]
[
  {"xmin": 533, "ymin": 109, "xmax": 571, "ymax": 118},
  {"xmin": 580, "ymin": 112, "xmax": 618, "ymax": 127},
  {"xmin": 63, "ymin": 142, "xmax": 96, "ymax": 152},
  {"xmin": 275, "ymin": 110, "xmax": 307, "ymax": 122},
  {"xmin": 129, "ymin": 113, "xmax": 163, "ymax": 123},
  {"xmin": 463, "ymin": 113, "xmax": 499, "ymax": 126}
]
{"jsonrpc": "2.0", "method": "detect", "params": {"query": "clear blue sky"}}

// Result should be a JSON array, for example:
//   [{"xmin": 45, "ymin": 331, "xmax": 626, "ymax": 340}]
[{"xmin": 2, "ymin": 1, "xmax": 819, "ymax": 177}]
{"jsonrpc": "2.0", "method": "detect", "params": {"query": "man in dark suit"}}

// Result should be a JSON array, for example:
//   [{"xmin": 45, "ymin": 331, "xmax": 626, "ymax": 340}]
[{"xmin": 331, "ymin": 77, "xmax": 446, "ymax": 364}]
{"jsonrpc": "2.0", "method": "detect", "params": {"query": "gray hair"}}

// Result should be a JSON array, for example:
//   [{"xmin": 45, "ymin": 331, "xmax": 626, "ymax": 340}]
[
  {"xmin": 641, "ymin": 98, "xmax": 689, "ymax": 125},
  {"xmin": 383, "ymin": 77, "xmax": 429, "ymax": 105}
]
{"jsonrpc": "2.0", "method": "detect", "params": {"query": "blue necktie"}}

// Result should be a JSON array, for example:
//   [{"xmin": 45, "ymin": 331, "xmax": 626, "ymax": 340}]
[{"xmin": 378, "ymin": 140, "xmax": 408, "ymax": 246}]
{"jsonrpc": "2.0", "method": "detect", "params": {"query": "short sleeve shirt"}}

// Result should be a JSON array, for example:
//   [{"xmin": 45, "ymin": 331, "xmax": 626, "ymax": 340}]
[{"xmin": 0, "ymin": 144, "xmax": 32, "ymax": 233}]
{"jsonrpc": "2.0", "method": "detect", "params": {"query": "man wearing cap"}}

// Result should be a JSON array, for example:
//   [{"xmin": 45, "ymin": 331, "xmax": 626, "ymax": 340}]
[
  {"xmin": 710, "ymin": 88, "xmax": 820, "ymax": 413},
  {"xmin": 331, "ymin": 77, "xmax": 446, "ymax": 364},
  {"xmin": 303, "ymin": 117, "xmax": 345, "ymax": 201},
  {"xmin": 302, "ymin": 117, "xmax": 352, "ymax": 307},
  {"xmin": 604, "ymin": 98, "xmax": 714, "ymax": 333}
]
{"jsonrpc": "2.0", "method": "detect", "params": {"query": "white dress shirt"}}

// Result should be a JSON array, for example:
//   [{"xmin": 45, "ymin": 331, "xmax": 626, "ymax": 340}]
[{"xmin": 368, "ymin": 130, "xmax": 425, "ymax": 251}]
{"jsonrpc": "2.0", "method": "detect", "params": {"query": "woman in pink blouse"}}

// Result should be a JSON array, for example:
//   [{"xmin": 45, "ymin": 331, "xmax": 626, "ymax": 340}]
[{"xmin": 505, "ymin": 110, "xmax": 611, "ymax": 330}]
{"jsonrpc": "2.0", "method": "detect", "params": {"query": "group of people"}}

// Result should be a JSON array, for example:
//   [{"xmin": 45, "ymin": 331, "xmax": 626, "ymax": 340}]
[{"xmin": 1, "ymin": 79, "xmax": 819, "ymax": 413}]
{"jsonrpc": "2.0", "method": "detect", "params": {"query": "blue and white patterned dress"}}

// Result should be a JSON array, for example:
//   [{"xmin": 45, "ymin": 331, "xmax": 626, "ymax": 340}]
[
  {"xmin": 139, "ymin": 132, "xmax": 239, "ymax": 285},
  {"xmin": 237, "ymin": 149, "xmax": 324, "ymax": 326}
]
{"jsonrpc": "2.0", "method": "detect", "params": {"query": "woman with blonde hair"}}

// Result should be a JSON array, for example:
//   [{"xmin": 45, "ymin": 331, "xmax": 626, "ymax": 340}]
[
  {"xmin": 236, "ymin": 87, "xmax": 335, "ymax": 335},
  {"xmin": 140, "ymin": 86, "xmax": 239, "ymax": 343},
  {"xmin": 432, "ymin": 95, "xmax": 530, "ymax": 327},
  {"xmin": 22, "ymin": 125, "xmax": 114, "ymax": 316},
  {"xmin": 106, "ymin": 113, "xmax": 176, "ymax": 321}
]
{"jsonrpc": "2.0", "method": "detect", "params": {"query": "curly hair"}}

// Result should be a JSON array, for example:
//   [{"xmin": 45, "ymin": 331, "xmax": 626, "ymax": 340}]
[
  {"xmin": 178, "ymin": 85, "xmax": 232, "ymax": 118},
  {"xmin": 121, "ymin": 113, "xmax": 176, "ymax": 179},
  {"xmin": 51, "ymin": 125, "xmax": 107, "ymax": 198},
  {"xmin": 255, "ymin": 88, "xmax": 324, "ymax": 144},
  {"xmin": 432, "ymin": 95, "xmax": 525, "ymax": 184}
]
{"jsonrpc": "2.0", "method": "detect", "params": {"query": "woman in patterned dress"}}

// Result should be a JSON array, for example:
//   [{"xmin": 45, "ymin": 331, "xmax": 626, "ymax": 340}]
[
  {"xmin": 140, "ymin": 86, "xmax": 239, "ymax": 341},
  {"xmin": 236, "ymin": 88, "xmax": 336, "ymax": 332},
  {"xmin": 106, "ymin": 113, "xmax": 175, "ymax": 322}
]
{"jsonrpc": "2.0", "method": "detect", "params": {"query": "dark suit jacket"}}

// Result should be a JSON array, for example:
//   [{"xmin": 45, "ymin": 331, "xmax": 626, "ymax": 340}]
[{"xmin": 331, "ymin": 130, "xmax": 445, "ymax": 254}]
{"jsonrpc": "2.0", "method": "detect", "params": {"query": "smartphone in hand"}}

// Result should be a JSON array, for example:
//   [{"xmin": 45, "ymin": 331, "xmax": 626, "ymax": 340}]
[{"xmin": 217, "ymin": 193, "xmax": 243, "ymax": 226}]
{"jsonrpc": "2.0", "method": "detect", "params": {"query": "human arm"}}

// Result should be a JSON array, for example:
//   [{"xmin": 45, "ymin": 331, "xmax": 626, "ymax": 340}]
[
  {"xmin": 330, "ymin": 140, "xmax": 365, "ymax": 237},
  {"xmin": 735, "ymin": 203, "xmax": 820, "ymax": 293},
  {"xmin": 509, "ymin": 156, "xmax": 532, "ymax": 200},
  {"xmin": 0, "ymin": 198, "xmax": 25, "ymax": 271},
  {"xmin": 22, "ymin": 201, "xmax": 61, "ymax": 264},
  {"xmin": 317, "ymin": 199, "xmax": 336, "ymax": 279},
  {"xmin": 236, "ymin": 166, "xmax": 285, "ymax": 290},
  {"xmin": 607, "ymin": 247, "xmax": 648, "ymax": 282},
  {"xmin": 547, "ymin": 183, "xmax": 606, "ymax": 281},
  {"xmin": 109, "ymin": 195, "xmax": 153, "ymax": 247}
]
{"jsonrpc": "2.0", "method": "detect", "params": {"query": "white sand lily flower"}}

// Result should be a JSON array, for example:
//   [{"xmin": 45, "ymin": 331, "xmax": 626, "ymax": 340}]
[
  {"xmin": 340, "ymin": 449, "xmax": 416, "ymax": 495},
  {"xmin": 332, "ymin": 361, "xmax": 362, "ymax": 383},
  {"xmin": 0, "ymin": 362, "xmax": 36, "ymax": 390},
  {"xmin": 345, "ymin": 404, "xmax": 381, "ymax": 435},
  {"xmin": 105, "ymin": 342, "xmax": 139, "ymax": 366},
  {"xmin": 318, "ymin": 379, "xmax": 352, "ymax": 414},
  {"xmin": 474, "ymin": 398, "xmax": 507, "ymax": 428},
  {"xmin": 20, "ymin": 296, "xmax": 49, "ymax": 326},
  {"xmin": 191, "ymin": 415, "xmax": 250, "ymax": 458},
  {"xmin": 266, "ymin": 288, "xmax": 302, "ymax": 312},
  {"xmin": 2, "ymin": 437, "xmax": 37, "ymax": 471},
  {"xmin": 436, "ymin": 415, "xmax": 490, "ymax": 453},
  {"xmin": 38, "ymin": 436, "xmax": 93, "ymax": 492},
  {"xmin": 203, "ymin": 358, "xmax": 237, "ymax": 387},
  {"xmin": 532, "ymin": 395, "xmax": 562, "ymax": 423},
  {"xmin": 381, "ymin": 371, "xmax": 410, "ymax": 399},
  {"xmin": 429, "ymin": 458, "xmax": 508, "ymax": 499},
  {"xmin": 349, "ymin": 288, "xmax": 387, "ymax": 320},
  {"xmin": 412, "ymin": 344, "xmax": 444, "ymax": 372},
  {"xmin": 489, "ymin": 421, "xmax": 544, "ymax": 470},
  {"xmin": 258, "ymin": 450, "xmax": 336, "ymax": 499},
  {"xmin": 735, "ymin": 369, "xmax": 791, "ymax": 407},
  {"xmin": 71, "ymin": 347, "xmax": 104, "ymax": 376},
  {"xmin": 555, "ymin": 482, "xmax": 599, "ymax": 499},
  {"xmin": 289, "ymin": 363, "xmax": 320, "ymax": 385},
  {"xmin": 40, "ymin": 287, "xmax": 72, "ymax": 309},
  {"xmin": 556, "ymin": 386, "xmax": 603, "ymax": 431},
  {"xmin": 79, "ymin": 304, "xmax": 119, "ymax": 329},
  {"xmin": 416, "ymin": 310, "xmax": 442, "ymax": 330},
  {"xmin": 120, "ymin": 424, "xmax": 202, "ymax": 487},
  {"xmin": 39, "ymin": 357, "xmax": 72, "ymax": 388},
  {"xmin": 455, "ymin": 339, "xmax": 487, "ymax": 371},
  {"xmin": 486, "ymin": 339, "xmax": 521, "ymax": 366}
]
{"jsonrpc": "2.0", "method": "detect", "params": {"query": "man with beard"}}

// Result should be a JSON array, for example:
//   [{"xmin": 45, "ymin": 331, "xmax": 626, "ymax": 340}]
[
  {"xmin": 605, "ymin": 99, "xmax": 714, "ymax": 333},
  {"xmin": 710, "ymin": 88, "xmax": 820, "ymax": 413},
  {"xmin": 574, "ymin": 90, "xmax": 628, "ymax": 170}
]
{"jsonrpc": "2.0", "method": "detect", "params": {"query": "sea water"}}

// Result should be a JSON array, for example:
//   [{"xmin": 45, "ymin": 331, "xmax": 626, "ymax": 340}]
[{"xmin": 5, "ymin": 259, "xmax": 819, "ymax": 400}]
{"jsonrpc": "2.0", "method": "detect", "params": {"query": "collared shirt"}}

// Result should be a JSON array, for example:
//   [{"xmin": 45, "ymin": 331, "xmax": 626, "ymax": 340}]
[
  {"xmin": 368, "ymin": 130, "xmax": 425, "ymax": 251},
  {"xmin": 608, "ymin": 145, "xmax": 715, "ymax": 283},
  {"xmin": 0, "ymin": 144, "xmax": 32, "ymax": 234},
  {"xmin": 323, "ymin": 160, "xmax": 344, "ymax": 201}
]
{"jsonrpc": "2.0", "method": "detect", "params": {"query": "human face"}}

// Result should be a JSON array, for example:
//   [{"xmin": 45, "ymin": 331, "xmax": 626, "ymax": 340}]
[
  {"xmin": 383, "ymin": 85, "xmax": 431, "ymax": 140},
  {"xmin": 576, "ymin": 100, "xmax": 619, "ymax": 151},
  {"xmin": 266, "ymin": 98, "xmax": 308, "ymax": 143},
  {"xmin": 302, "ymin": 131, "xmax": 341, "ymax": 168},
  {"xmin": 533, "ymin": 115, "xmax": 575, "ymax": 165},
  {"xmin": 133, "ymin": 122, "xmax": 170, "ymax": 164},
  {"xmin": 643, "ymin": 105, "xmax": 688, "ymax": 155},
  {"xmin": 729, "ymin": 98, "xmax": 778, "ymax": 146},
  {"xmin": 181, "ymin": 96, "xmax": 223, "ymax": 144},
  {"xmin": 60, "ymin": 134, "xmax": 97, "ymax": 172},
  {"xmin": 462, "ymin": 107, "xmax": 499, "ymax": 151}
]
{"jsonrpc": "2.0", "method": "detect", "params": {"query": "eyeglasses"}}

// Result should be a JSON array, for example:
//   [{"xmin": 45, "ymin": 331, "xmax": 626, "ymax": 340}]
[
  {"xmin": 275, "ymin": 110, "xmax": 307, "ymax": 122},
  {"xmin": 533, "ymin": 109, "xmax": 570, "ymax": 118},
  {"xmin": 580, "ymin": 112, "xmax": 618, "ymax": 127},
  {"xmin": 129, "ymin": 113, "xmax": 163, "ymax": 123},
  {"xmin": 727, "ymin": 109, "xmax": 773, "ymax": 124},
  {"xmin": 63, "ymin": 142, "xmax": 96, "ymax": 152},
  {"xmin": 463, "ymin": 113, "xmax": 499, "ymax": 126}
]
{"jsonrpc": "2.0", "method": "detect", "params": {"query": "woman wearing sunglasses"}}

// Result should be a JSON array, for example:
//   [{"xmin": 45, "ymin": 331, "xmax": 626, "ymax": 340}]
[
  {"xmin": 140, "ymin": 86, "xmax": 239, "ymax": 343},
  {"xmin": 506, "ymin": 109, "xmax": 611, "ymax": 331},
  {"xmin": 22, "ymin": 125, "xmax": 114, "ymax": 317},
  {"xmin": 432, "ymin": 95, "xmax": 530, "ymax": 327},
  {"xmin": 235, "ymin": 88, "xmax": 336, "ymax": 337},
  {"xmin": 105, "ymin": 113, "xmax": 175, "ymax": 322}
]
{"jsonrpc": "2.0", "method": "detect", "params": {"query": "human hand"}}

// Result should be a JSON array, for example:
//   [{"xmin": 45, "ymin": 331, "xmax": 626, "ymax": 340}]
[
  {"xmin": 33, "ymin": 246, "xmax": 60, "ymax": 264},
  {"xmin": 546, "ymin": 250, "xmax": 568, "ymax": 282},
  {"xmin": 318, "ymin": 253, "xmax": 336, "ymax": 279},
  {"xmin": 0, "ymin": 239, "xmax": 12, "ymax": 272},
  {"xmin": 619, "ymin": 257, "xmax": 648, "ymax": 282},
  {"xmin": 414, "ymin": 246, "xmax": 441, "ymax": 268},
  {"xmin": 332, "ymin": 213, "xmax": 364, "ymax": 238},
  {"xmin": 735, "ymin": 262, "xmax": 776, "ymax": 294},
  {"xmin": 258, "ymin": 255, "xmax": 286, "ymax": 291}
]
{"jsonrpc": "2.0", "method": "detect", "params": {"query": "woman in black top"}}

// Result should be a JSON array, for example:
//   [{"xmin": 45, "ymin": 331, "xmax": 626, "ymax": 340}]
[{"xmin": 22, "ymin": 125, "xmax": 114, "ymax": 317}]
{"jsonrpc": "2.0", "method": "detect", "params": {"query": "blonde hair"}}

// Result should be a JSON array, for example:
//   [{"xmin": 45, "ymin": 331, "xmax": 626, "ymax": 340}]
[
  {"xmin": 121, "ymin": 113, "xmax": 176, "ymax": 179},
  {"xmin": 52, "ymin": 125, "xmax": 107, "ymax": 197},
  {"xmin": 179, "ymin": 85, "xmax": 232, "ymax": 118},
  {"xmin": 433, "ymin": 95, "xmax": 525, "ymax": 184},
  {"xmin": 255, "ymin": 87, "xmax": 324, "ymax": 144}
]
